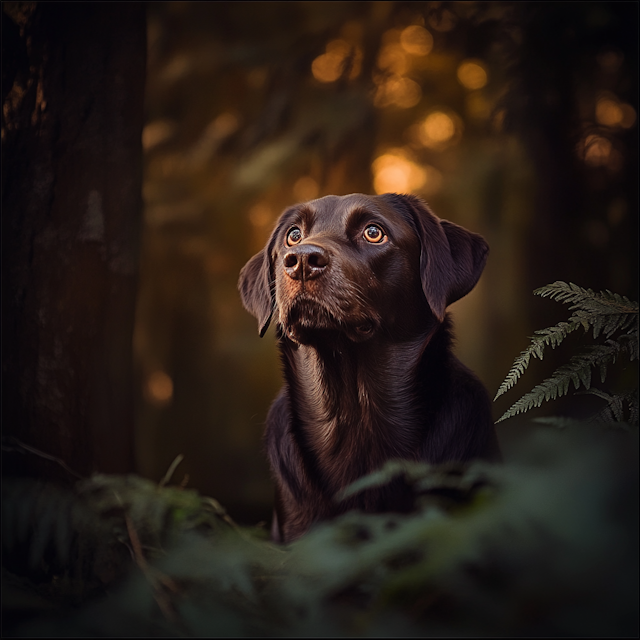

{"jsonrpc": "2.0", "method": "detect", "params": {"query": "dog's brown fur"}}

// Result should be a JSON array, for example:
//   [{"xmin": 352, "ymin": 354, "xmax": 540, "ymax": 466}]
[{"xmin": 239, "ymin": 193, "xmax": 500, "ymax": 542}]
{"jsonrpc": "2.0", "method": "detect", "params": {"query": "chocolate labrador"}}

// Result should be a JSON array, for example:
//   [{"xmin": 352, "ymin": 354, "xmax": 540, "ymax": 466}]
[{"xmin": 239, "ymin": 193, "xmax": 500, "ymax": 542}]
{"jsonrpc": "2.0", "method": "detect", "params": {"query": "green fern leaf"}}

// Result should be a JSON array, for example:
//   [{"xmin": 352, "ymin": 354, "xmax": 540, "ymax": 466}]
[
  {"xmin": 494, "ymin": 321, "xmax": 581, "ymax": 400},
  {"xmin": 586, "ymin": 389, "xmax": 634, "ymax": 426},
  {"xmin": 536, "ymin": 282, "xmax": 637, "ymax": 342},
  {"xmin": 535, "ymin": 282, "xmax": 638, "ymax": 314},
  {"xmin": 495, "ymin": 282, "xmax": 638, "ymax": 411},
  {"xmin": 618, "ymin": 330, "xmax": 638, "ymax": 361},
  {"xmin": 496, "ymin": 341, "xmax": 623, "ymax": 423},
  {"xmin": 1, "ymin": 480, "xmax": 85, "ymax": 576}
]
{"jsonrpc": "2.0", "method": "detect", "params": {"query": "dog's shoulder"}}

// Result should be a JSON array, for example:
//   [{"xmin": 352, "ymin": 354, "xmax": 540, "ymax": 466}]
[
  {"xmin": 264, "ymin": 387, "xmax": 310, "ymax": 498},
  {"xmin": 427, "ymin": 353, "xmax": 500, "ymax": 462}
]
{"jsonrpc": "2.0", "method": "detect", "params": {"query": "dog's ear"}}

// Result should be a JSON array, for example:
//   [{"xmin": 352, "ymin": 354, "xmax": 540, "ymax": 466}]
[
  {"xmin": 239, "ymin": 209, "xmax": 297, "ymax": 336},
  {"xmin": 238, "ymin": 249, "xmax": 274, "ymax": 336},
  {"xmin": 382, "ymin": 193, "xmax": 489, "ymax": 321},
  {"xmin": 438, "ymin": 219, "xmax": 489, "ymax": 310}
]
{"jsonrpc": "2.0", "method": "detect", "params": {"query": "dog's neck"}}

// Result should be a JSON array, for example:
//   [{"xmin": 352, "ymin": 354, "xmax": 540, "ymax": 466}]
[{"xmin": 279, "ymin": 319, "xmax": 448, "ymax": 493}]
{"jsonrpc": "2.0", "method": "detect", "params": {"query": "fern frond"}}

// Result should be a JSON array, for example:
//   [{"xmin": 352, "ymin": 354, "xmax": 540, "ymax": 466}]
[
  {"xmin": 535, "ymin": 281, "xmax": 638, "ymax": 312},
  {"xmin": 1, "ymin": 480, "xmax": 97, "ymax": 576},
  {"xmin": 494, "ymin": 321, "xmax": 581, "ymax": 400},
  {"xmin": 533, "ymin": 281, "xmax": 638, "ymax": 339},
  {"xmin": 496, "ymin": 341, "xmax": 624, "ymax": 423},
  {"xmin": 617, "ymin": 328, "xmax": 639, "ymax": 361},
  {"xmin": 587, "ymin": 388, "xmax": 639, "ymax": 427},
  {"xmin": 495, "ymin": 282, "xmax": 638, "ymax": 407},
  {"xmin": 1, "ymin": 474, "xmax": 238, "ymax": 592},
  {"xmin": 536, "ymin": 281, "xmax": 638, "ymax": 339}
]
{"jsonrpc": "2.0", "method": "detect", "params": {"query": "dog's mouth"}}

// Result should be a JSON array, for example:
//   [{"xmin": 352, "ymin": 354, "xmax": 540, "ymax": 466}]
[{"xmin": 281, "ymin": 297, "xmax": 377, "ymax": 345}]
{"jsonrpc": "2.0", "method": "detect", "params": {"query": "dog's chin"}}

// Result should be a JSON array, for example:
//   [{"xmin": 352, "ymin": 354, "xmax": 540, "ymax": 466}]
[
  {"xmin": 284, "ymin": 322, "xmax": 376, "ymax": 345},
  {"xmin": 281, "ymin": 298, "xmax": 376, "ymax": 345}
]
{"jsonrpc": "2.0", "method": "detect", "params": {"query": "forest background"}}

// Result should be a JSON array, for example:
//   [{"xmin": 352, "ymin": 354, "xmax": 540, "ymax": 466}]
[{"xmin": 3, "ymin": 1, "xmax": 638, "ymax": 528}]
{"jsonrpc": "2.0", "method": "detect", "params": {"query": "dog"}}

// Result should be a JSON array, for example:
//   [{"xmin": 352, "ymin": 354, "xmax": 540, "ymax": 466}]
[{"xmin": 238, "ymin": 193, "xmax": 500, "ymax": 542}]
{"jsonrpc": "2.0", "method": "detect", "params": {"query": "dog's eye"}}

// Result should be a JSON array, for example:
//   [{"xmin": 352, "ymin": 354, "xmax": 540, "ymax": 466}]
[
  {"xmin": 363, "ymin": 224, "xmax": 387, "ymax": 244},
  {"xmin": 286, "ymin": 227, "xmax": 302, "ymax": 246}
]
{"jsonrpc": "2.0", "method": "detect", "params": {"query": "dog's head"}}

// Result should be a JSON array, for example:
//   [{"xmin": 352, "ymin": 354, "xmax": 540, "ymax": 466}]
[{"xmin": 238, "ymin": 193, "xmax": 488, "ymax": 345}]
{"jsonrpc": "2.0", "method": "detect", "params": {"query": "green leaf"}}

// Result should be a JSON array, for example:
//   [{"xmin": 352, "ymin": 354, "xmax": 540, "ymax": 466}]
[{"xmin": 495, "ymin": 282, "xmax": 637, "ymax": 424}]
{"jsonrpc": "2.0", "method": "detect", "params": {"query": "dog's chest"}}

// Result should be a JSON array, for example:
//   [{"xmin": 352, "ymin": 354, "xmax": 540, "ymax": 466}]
[{"xmin": 291, "ymin": 347, "xmax": 423, "ymax": 489}]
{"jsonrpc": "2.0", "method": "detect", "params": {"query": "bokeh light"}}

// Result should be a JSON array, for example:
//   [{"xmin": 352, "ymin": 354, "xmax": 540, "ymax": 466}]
[
  {"xmin": 596, "ymin": 94, "xmax": 637, "ymax": 128},
  {"xmin": 581, "ymin": 134, "xmax": 623, "ymax": 170},
  {"xmin": 457, "ymin": 60, "xmax": 488, "ymax": 90},
  {"xmin": 416, "ymin": 110, "xmax": 462, "ymax": 148},
  {"xmin": 620, "ymin": 104, "xmax": 637, "ymax": 128},
  {"xmin": 374, "ymin": 75, "xmax": 422, "ymax": 109},
  {"xmin": 145, "ymin": 370, "xmax": 174, "ymax": 405},
  {"xmin": 142, "ymin": 119, "xmax": 176, "ymax": 151},
  {"xmin": 377, "ymin": 42, "xmax": 409, "ymax": 76},
  {"xmin": 399, "ymin": 25, "xmax": 433, "ymax": 56},
  {"xmin": 596, "ymin": 97, "xmax": 624, "ymax": 126},
  {"xmin": 372, "ymin": 150, "xmax": 442, "ymax": 196},
  {"xmin": 312, "ymin": 39, "xmax": 362, "ymax": 83},
  {"xmin": 373, "ymin": 152, "xmax": 424, "ymax": 193}
]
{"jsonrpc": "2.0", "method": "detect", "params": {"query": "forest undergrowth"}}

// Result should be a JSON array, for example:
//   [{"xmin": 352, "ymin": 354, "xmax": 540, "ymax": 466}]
[{"xmin": 2, "ymin": 283, "xmax": 638, "ymax": 637}]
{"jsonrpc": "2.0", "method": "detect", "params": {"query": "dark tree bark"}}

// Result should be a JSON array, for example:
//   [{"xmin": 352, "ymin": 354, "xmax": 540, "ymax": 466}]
[
  {"xmin": 2, "ymin": 3, "xmax": 146, "ymax": 480},
  {"xmin": 505, "ymin": 3, "xmax": 638, "ymax": 307}
]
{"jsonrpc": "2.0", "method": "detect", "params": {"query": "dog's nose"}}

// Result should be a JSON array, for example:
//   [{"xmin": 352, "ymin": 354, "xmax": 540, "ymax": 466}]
[{"xmin": 283, "ymin": 244, "xmax": 329, "ymax": 281}]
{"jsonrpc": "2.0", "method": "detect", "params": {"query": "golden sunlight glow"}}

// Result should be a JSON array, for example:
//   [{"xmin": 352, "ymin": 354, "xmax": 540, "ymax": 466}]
[
  {"xmin": 374, "ymin": 76, "xmax": 422, "ymax": 109},
  {"xmin": 312, "ymin": 39, "xmax": 362, "ymax": 83},
  {"xmin": 146, "ymin": 370, "xmax": 173, "ymax": 405},
  {"xmin": 596, "ymin": 98, "xmax": 623, "ymax": 126},
  {"xmin": 377, "ymin": 43, "xmax": 409, "ymax": 76},
  {"xmin": 400, "ymin": 25, "xmax": 433, "ymax": 56},
  {"xmin": 457, "ymin": 60, "xmax": 488, "ymax": 90},
  {"xmin": 372, "ymin": 151, "xmax": 443, "ymax": 196},
  {"xmin": 293, "ymin": 176, "xmax": 319, "ymax": 202},
  {"xmin": 418, "ymin": 111, "xmax": 458, "ymax": 147},
  {"xmin": 583, "ymin": 134, "xmax": 613, "ymax": 166},
  {"xmin": 596, "ymin": 96, "xmax": 637, "ymax": 129},
  {"xmin": 142, "ymin": 120, "xmax": 176, "ymax": 151},
  {"xmin": 373, "ymin": 153, "xmax": 425, "ymax": 193},
  {"xmin": 620, "ymin": 104, "xmax": 637, "ymax": 128}
]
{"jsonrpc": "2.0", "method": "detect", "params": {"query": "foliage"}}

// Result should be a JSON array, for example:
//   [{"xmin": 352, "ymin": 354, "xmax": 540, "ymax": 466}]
[
  {"xmin": 1, "ymin": 472, "xmax": 237, "ymax": 607},
  {"xmin": 495, "ymin": 282, "xmax": 638, "ymax": 424},
  {"xmin": 3, "ymin": 425, "xmax": 638, "ymax": 637}
]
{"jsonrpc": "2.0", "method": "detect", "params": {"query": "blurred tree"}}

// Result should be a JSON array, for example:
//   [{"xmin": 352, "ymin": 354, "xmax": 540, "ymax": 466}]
[
  {"xmin": 1, "ymin": 3, "xmax": 147, "ymax": 480},
  {"xmin": 499, "ymin": 1, "xmax": 638, "ymax": 313}
]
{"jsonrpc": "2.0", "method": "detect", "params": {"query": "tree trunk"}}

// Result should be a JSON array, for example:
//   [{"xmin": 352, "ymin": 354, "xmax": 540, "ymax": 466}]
[{"xmin": 2, "ymin": 3, "xmax": 146, "ymax": 481}]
